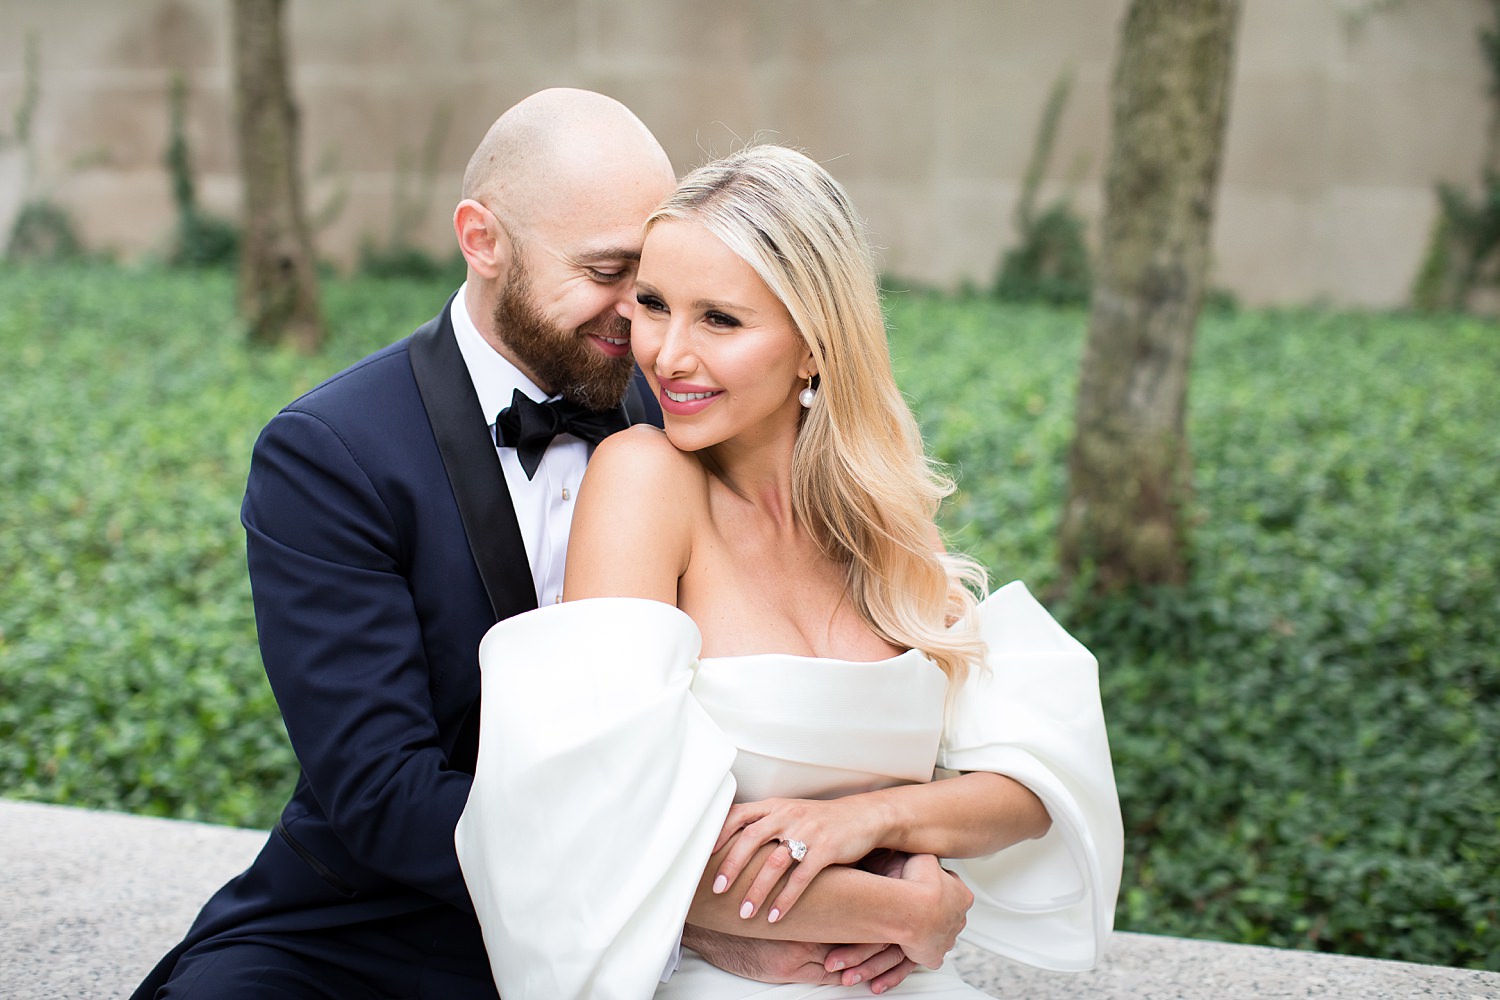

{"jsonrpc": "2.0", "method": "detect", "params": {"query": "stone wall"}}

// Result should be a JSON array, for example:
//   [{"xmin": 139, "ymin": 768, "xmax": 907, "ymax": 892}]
[{"xmin": 0, "ymin": 0, "xmax": 1490, "ymax": 306}]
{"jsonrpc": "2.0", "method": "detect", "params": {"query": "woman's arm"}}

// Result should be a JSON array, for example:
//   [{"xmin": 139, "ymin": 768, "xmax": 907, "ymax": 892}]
[
  {"xmin": 712, "ymin": 772, "xmax": 1052, "ymax": 926},
  {"xmin": 688, "ymin": 840, "xmax": 973, "ymax": 970}
]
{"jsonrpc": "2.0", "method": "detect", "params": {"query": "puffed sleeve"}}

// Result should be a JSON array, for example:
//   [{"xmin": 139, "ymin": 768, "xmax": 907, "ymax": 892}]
[
  {"xmin": 454, "ymin": 598, "xmax": 738, "ymax": 1000},
  {"xmin": 938, "ymin": 581, "xmax": 1124, "ymax": 971}
]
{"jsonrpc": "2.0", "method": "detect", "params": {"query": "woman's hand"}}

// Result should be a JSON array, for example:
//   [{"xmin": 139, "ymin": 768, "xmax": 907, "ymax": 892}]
[{"xmin": 712, "ymin": 796, "xmax": 889, "ymax": 923}]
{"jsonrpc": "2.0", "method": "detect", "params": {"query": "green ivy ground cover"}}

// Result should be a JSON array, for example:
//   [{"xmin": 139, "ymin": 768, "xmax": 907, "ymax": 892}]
[{"xmin": 2, "ymin": 264, "xmax": 1496, "ymax": 969}]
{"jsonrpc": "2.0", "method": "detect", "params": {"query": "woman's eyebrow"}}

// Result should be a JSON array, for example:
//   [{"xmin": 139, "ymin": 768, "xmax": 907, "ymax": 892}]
[{"xmin": 693, "ymin": 298, "xmax": 756, "ymax": 315}]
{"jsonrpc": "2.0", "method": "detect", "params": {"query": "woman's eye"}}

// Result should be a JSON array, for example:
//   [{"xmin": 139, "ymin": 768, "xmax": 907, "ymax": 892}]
[
  {"xmin": 704, "ymin": 311, "xmax": 740, "ymax": 329},
  {"xmin": 636, "ymin": 293, "xmax": 667, "ymax": 313}
]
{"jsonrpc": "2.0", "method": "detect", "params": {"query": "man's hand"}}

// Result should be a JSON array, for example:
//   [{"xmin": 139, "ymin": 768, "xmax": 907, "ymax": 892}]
[
  {"xmin": 683, "ymin": 926, "xmax": 918, "ymax": 993},
  {"xmin": 891, "ymin": 854, "xmax": 973, "ymax": 969}
]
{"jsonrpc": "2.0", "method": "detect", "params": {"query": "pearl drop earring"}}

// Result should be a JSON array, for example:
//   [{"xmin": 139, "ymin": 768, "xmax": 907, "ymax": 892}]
[{"xmin": 798, "ymin": 375, "xmax": 818, "ymax": 408}]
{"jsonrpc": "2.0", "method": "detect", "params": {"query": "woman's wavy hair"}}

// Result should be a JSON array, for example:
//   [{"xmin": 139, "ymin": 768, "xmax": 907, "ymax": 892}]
[{"xmin": 645, "ymin": 145, "xmax": 987, "ymax": 683}]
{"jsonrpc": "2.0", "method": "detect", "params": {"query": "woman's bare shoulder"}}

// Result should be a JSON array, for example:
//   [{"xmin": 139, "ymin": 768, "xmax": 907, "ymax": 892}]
[
  {"xmin": 585, "ymin": 425, "xmax": 707, "ymax": 502},
  {"xmin": 565, "ymin": 426, "xmax": 705, "ymax": 601}
]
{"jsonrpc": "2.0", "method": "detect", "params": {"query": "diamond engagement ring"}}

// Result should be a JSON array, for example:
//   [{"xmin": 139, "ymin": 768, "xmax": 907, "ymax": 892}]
[{"xmin": 784, "ymin": 838, "xmax": 809, "ymax": 862}]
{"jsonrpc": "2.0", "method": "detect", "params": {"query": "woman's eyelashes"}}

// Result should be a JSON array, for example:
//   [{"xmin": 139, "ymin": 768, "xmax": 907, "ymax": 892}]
[{"xmin": 634, "ymin": 293, "xmax": 742, "ymax": 331}]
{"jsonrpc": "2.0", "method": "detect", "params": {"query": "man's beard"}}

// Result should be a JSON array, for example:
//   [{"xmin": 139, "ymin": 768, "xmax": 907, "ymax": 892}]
[{"xmin": 492, "ymin": 263, "xmax": 634, "ymax": 411}]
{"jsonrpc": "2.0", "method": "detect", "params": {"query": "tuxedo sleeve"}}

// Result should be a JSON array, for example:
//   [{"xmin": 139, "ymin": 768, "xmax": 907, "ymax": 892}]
[{"xmin": 242, "ymin": 406, "xmax": 474, "ymax": 910}]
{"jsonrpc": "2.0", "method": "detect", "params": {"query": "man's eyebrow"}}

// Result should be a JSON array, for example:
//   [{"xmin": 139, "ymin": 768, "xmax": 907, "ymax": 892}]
[{"xmin": 573, "ymin": 247, "xmax": 641, "ymax": 264}]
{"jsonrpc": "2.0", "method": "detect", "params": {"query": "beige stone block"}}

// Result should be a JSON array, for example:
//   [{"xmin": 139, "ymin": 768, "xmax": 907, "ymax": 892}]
[
  {"xmin": 314, "ymin": 176, "xmax": 426, "ymax": 270},
  {"xmin": 290, "ymin": 0, "xmax": 576, "ymax": 74},
  {"xmin": 844, "ymin": 178, "xmax": 945, "ymax": 286},
  {"xmin": 1328, "ymin": 72, "xmax": 1489, "ymax": 187},
  {"xmin": 1213, "ymin": 182, "xmax": 1433, "ymax": 308},
  {"xmin": 301, "ymin": 79, "xmax": 458, "ymax": 174},
  {"xmin": 791, "ymin": 70, "xmax": 939, "ymax": 181},
  {"xmin": 63, "ymin": 170, "xmax": 177, "ymax": 258},
  {"xmin": 586, "ymin": 0, "xmax": 942, "ymax": 73},
  {"xmin": 931, "ymin": 178, "xmax": 1017, "ymax": 292},
  {"xmin": 1220, "ymin": 75, "xmax": 1337, "ymax": 190},
  {"xmin": 940, "ymin": 65, "xmax": 1110, "ymax": 184},
  {"xmin": 1328, "ymin": 0, "xmax": 1491, "ymax": 74},
  {"xmin": 1320, "ymin": 184, "xmax": 1441, "ymax": 308},
  {"xmin": 589, "ymin": 70, "xmax": 778, "ymax": 176},
  {"xmin": 1211, "ymin": 188, "xmax": 1326, "ymax": 304},
  {"xmin": 4, "ymin": 0, "xmax": 225, "ymax": 76},
  {"xmin": 40, "ymin": 76, "xmax": 232, "ymax": 177},
  {"xmin": 1235, "ymin": 0, "xmax": 1345, "ymax": 76},
  {"xmin": 941, "ymin": 0, "xmax": 1124, "ymax": 70},
  {"xmin": 662, "ymin": 63, "xmax": 942, "ymax": 184}
]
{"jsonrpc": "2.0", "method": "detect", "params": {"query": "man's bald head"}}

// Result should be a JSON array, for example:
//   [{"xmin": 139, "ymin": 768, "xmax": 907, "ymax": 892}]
[
  {"xmin": 451, "ymin": 89, "xmax": 675, "ymax": 406},
  {"xmin": 462, "ymin": 88, "xmax": 673, "ymax": 234}
]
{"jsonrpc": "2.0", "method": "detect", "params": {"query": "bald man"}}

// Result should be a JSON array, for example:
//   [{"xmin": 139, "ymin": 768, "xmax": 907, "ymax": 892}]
[
  {"xmin": 128, "ymin": 88, "xmax": 670, "ymax": 999},
  {"xmin": 131, "ymin": 89, "xmax": 919, "ymax": 1000}
]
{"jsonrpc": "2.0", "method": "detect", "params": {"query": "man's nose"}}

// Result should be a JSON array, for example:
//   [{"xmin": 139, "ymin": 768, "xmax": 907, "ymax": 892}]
[{"xmin": 613, "ymin": 266, "xmax": 648, "ymax": 319}]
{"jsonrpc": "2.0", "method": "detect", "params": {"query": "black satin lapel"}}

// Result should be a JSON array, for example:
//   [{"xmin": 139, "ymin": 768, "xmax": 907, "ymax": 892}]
[
  {"xmin": 626, "ymin": 367, "xmax": 663, "ymax": 428},
  {"xmin": 408, "ymin": 298, "xmax": 536, "ymax": 621}
]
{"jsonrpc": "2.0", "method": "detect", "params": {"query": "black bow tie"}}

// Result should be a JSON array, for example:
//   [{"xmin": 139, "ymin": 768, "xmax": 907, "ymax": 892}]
[{"xmin": 495, "ymin": 388, "xmax": 629, "ymax": 479}]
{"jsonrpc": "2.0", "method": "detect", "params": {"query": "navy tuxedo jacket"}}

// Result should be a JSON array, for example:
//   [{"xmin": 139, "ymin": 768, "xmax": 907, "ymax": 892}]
[{"xmin": 134, "ymin": 298, "xmax": 659, "ymax": 994}]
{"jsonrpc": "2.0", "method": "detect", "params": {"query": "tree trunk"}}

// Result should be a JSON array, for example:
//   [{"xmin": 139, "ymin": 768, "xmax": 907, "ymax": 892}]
[
  {"xmin": 232, "ymin": 0, "xmax": 322, "ymax": 351},
  {"xmin": 1058, "ymin": 0, "xmax": 1242, "ymax": 591}
]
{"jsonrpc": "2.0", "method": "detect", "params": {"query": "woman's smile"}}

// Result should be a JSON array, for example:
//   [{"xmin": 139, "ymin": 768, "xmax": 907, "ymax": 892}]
[{"xmin": 658, "ymin": 378, "xmax": 724, "ymax": 415}]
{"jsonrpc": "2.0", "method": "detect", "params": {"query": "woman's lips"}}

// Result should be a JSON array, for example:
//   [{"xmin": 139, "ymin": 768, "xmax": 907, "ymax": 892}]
[{"xmin": 658, "ymin": 379, "xmax": 722, "ymax": 416}]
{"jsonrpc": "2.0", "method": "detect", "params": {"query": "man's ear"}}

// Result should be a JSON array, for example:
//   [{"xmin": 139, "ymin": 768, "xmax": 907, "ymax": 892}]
[{"xmin": 454, "ymin": 199, "xmax": 511, "ymax": 280}]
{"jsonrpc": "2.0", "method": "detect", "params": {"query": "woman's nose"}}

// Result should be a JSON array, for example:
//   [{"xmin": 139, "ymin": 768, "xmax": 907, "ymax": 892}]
[{"xmin": 653, "ymin": 320, "xmax": 694, "ymax": 378}]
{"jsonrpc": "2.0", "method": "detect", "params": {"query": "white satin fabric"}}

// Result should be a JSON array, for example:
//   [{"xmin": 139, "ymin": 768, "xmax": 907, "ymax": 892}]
[{"xmin": 455, "ymin": 581, "xmax": 1123, "ymax": 1000}]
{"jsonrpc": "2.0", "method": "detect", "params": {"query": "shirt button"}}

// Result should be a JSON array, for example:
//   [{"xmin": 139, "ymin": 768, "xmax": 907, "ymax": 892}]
[{"xmin": 562, "ymin": 487, "xmax": 571, "ymax": 501}]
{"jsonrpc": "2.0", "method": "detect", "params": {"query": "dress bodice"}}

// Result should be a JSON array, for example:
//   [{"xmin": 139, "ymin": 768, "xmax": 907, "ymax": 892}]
[{"xmin": 693, "ymin": 650, "xmax": 947, "ymax": 803}]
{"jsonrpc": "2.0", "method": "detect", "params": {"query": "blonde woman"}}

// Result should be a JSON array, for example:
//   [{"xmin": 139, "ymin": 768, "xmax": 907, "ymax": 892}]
[{"xmin": 456, "ymin": 146, "xmax": 1122, "ymax": 999}]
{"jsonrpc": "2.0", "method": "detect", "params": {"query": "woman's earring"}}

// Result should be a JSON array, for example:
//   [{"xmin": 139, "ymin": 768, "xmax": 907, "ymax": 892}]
[{"xmin": 799, "ymin": 374, "xmax": 818, "ymax": 408}]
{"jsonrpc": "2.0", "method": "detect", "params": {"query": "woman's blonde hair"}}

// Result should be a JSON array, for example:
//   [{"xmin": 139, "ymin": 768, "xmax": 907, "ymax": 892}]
[{"xmin": 645, "ymin": 145, "xmax": 987, "ymax": 683}]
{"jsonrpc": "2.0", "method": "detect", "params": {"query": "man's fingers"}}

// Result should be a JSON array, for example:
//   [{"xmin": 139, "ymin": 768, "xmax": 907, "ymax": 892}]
[
  {"xmin": 839, "ymin": 944, "xmax": 908, "ymax": 989},
  {"xmin": 823, "ymin": 941, "xmax": 886, "ymax": 973},
  {"xmin": 867, "ymin": 957, "xmax": 919, "ymax": 994}
]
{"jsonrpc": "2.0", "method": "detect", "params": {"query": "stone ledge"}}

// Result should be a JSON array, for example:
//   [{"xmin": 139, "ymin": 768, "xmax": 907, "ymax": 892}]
[{"xmin": 2, "ymin": 798, "xmax": 1495, "ymax": 999}]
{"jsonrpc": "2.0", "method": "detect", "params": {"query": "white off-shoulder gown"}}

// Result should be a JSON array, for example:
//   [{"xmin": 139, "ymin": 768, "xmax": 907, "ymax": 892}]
[{"xmin": 455, "ymin": 582, "xmax": 1123, "ymax": 1000}]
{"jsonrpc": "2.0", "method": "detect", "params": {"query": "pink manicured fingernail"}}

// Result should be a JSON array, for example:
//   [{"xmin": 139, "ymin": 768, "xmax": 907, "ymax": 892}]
[
  {"xmin": 849, "ymin": 974, "xmax": 863, "ymax": 986},
  {"xmin": 712, "ymin": 875, "xmax": 728, "ymax": 894},
  {"xmin": 828, "ymin": 960, "xmax": 845, "ymax": 971},
  {"xmin": 739, "ymin": 900, "xmax": 754, "ymax": 919},
  {"xmin": 768, "ymin": 908, "xmax": 781, "ymax": 923}
]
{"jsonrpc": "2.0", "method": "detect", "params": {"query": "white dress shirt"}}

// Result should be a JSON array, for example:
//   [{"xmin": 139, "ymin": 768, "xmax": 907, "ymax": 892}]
[{"xmin": 450, "ymin": 285, "xmax": 587, "ymax": 607}]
